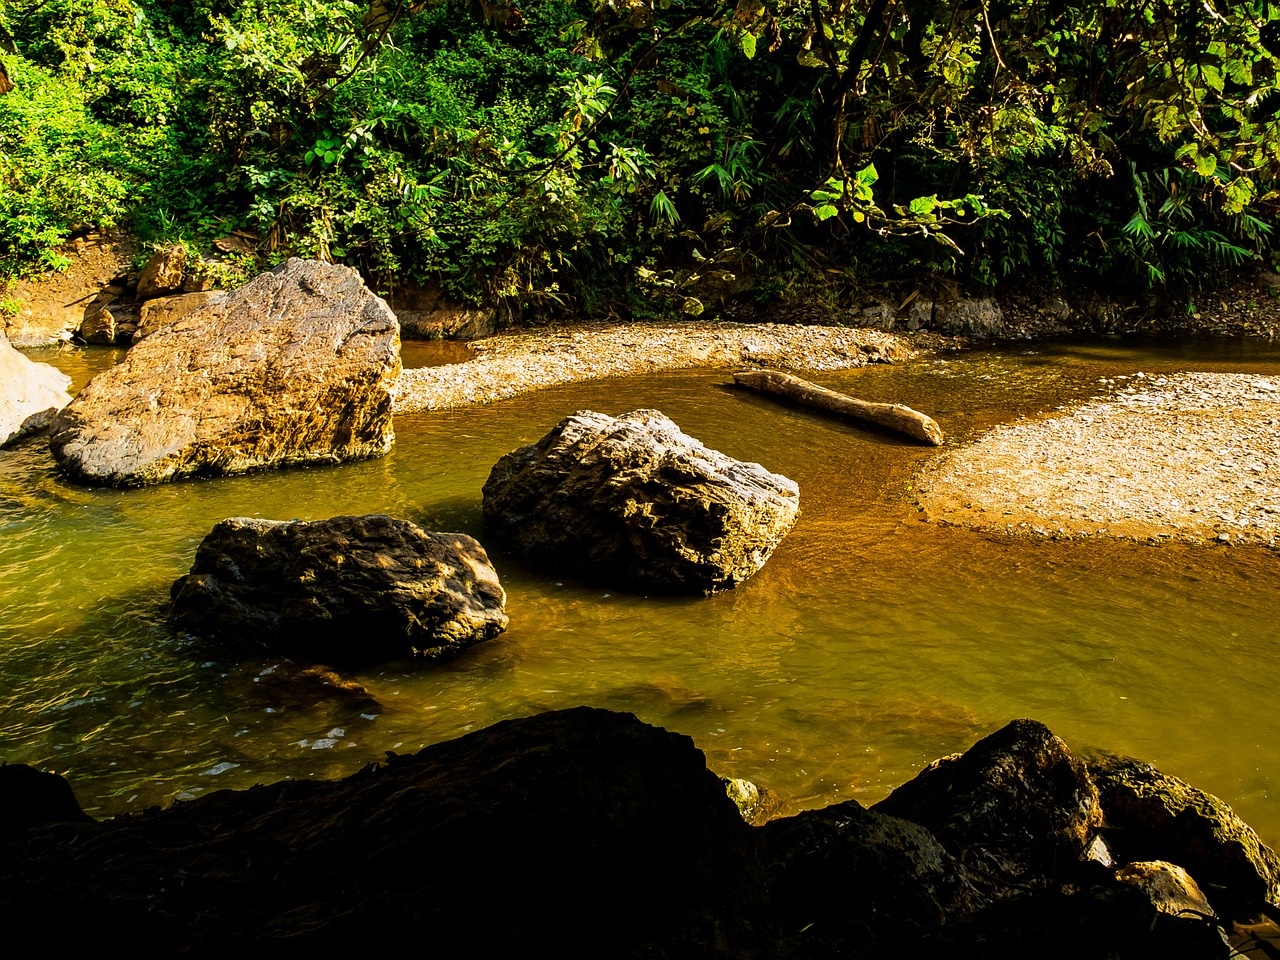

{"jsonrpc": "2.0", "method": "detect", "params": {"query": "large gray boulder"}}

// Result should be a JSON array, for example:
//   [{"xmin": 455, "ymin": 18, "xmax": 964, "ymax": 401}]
[
  {"xmin": 48, "ymin": 258, "xmax": 399, "ymax": 486},
  {"xmin": 482, "ymin": 408, "xmax": 800, "ymax": 593},
  {"xmin": 170, "ymin": 514, "xmax": 508, "ymax": 666},
  {"xmin": 0, "ymin": 336, "xmax": 73, "ymax": 446}
]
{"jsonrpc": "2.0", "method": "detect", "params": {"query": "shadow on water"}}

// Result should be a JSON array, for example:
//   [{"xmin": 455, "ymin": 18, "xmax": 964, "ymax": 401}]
[{"xmin": 1, "ymin": 339, "xmax": 1278, "ymax": 840}]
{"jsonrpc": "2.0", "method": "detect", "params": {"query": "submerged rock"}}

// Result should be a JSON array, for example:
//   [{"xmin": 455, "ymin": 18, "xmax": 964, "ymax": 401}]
[
  {"xmin": 0, "ymin": 337, "xmax": 73, "ymax": 446},
  {"xmin": 482, "ymin": 408, "xmax": 800, "ymax": 593},
  {"xmin": 48, "ymin": 258, "xmax": 400, "ymax": 486},
  {"xmin": 170, "ymin": 514, "xmax": 508, "ymax": 665},
  {"xmin": 1090, "ymin": 753, "xmax": 1280, "ymax": 916}
]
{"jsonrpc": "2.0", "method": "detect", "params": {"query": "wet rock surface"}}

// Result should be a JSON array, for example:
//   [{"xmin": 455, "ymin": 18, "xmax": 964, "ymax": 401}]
[
  {"xmin": 170, "ymin": 514, "xmax": 508, "ymax": 665},
  {"xmin": 48, "ymin": 258, "xmax": 400, "ymax": 486},
  {"xmin": 0, "ymin": 336, "xmax": 73, "ymax": 446},
  {"xmin": 482, "ymin": 408, "xmax": 800, "ymax": 593}
]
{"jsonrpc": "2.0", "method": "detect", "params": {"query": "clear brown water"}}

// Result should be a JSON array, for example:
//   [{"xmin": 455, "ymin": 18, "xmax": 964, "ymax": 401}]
[{"xmin": 2, "ymin": 337, "xmax": 1278, "ymax": 847}]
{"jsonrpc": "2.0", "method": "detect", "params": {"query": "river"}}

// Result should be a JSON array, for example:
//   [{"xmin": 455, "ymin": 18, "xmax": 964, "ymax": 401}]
[{"xmin": 2, "ymin": 336, "xmax": 1277, "ymax": 846}]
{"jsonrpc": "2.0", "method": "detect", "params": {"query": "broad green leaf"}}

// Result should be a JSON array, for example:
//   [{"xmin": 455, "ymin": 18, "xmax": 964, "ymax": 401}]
[
  {"xmin": 814, "ymin": 204, "xmax": 839, "ymax": 221},
  {"xmin": 909, "ymin": 195, "xmax": 938, "ymax": 216},
  {"xmin": 740, "ymin": 32, "xmax": 756, "ymax": 59}
]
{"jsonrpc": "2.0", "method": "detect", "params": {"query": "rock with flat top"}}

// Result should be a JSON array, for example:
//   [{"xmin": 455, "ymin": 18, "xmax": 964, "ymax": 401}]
[
  {"xmin": 482, "ymin": 408, "xmax": 799, "ymax": 593},
  {"xmin": 48, "ymin": 258, "xmax": 399, "ymax": 486},
  {"xmin": 0, "ymin": 336, "xmax": 73, "ymax": 446}
]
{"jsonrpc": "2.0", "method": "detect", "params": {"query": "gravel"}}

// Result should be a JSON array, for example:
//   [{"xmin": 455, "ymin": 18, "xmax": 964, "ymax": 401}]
[
  {"xmin": 916, "ymin": 372, "xmax": 1280, "ymax": 545},
  {"xmin": 393, "ymin": 321, "xmax": 957, "ymax": 412}
]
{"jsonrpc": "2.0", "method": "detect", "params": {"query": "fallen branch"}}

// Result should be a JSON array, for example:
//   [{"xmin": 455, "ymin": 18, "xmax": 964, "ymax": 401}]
[{"xmin": 733, "ymin": 369, "xmax": 944, "ymax": 446}]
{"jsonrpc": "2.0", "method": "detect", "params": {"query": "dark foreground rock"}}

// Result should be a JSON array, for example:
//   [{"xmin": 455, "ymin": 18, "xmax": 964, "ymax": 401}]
[
  {"xmin": 2, "ymin": 712, "xmax": 1272, "ymax": 958},
  {"xmin": 170, "ymin": 514, "xmax": 508, "ymax": 665},
  {"xmin": 872, "ymin": 718, "xmax": 1102, "ymax": 893},
  {"xmin": 48, "ymin": 258, "xmax": 400, "ymax": 485},
  {"xmin": 0, "ymin": 708, "xmax": 763, "ymax": 957},
  {"xmin": 1091, "ymin": 753, "xmax": 1280, "ymax": 916},
  {"xmin": 482, "ymin": 408, "xmax": 800, "ymax": 593},
  {"xmin": 757, "ymin": 799, "xmax": 984, "ymax": 944},
  {"xmin": 0, "ymin": 337, "xmax": 73, "ymax": 446}
]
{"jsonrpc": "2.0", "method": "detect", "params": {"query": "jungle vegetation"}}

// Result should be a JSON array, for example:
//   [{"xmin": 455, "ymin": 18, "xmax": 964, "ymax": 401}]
[{"xmin": 2, "ymin": 0, "xmax": 1279, "ymax": 322}]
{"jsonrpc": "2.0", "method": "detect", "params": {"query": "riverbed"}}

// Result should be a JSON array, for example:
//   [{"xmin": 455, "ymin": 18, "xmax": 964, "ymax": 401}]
[{"xmin": 2, "ymin": 336, "xmax": 1278, "ymax": 847}]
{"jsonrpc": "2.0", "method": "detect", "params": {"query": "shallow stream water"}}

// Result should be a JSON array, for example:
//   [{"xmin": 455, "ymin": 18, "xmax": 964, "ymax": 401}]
[{"xmin": 2, "ymin": 336, "xmax": 1278, "ymax": 845}]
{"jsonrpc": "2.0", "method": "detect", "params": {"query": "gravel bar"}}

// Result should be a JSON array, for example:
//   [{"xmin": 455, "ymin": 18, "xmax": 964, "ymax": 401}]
[
  {"xmin": 393, "ymin": 321, "xmax": 955, "ymax": 412},
  {"xmin": 916, "ymin": 371, "xmax": 1280, "ymax": 545}
]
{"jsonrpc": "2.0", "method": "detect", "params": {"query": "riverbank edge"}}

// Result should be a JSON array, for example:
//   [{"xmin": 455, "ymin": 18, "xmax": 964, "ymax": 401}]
[
  {"xmin": 917, "ymin": 371, "xmax": 1280, "ymax": 549},
  {"xmin": 392, "ymin": 320, "xmax": 962, "ymax": 412}
]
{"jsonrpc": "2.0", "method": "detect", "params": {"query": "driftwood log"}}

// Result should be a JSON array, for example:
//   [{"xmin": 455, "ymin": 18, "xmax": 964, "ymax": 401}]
[{"xmin": 733, "ymin": 369, "xmax": 945, "ymax": 446}]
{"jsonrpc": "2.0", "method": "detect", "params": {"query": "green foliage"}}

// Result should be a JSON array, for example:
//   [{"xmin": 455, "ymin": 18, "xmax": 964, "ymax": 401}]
[
  {"xmin": 1, "ymin": 0, "xmax": 1277, "ymax": 316},
  {"xmin": 0, "ymin": 55, "xmax": 139, "ymax": 277}
]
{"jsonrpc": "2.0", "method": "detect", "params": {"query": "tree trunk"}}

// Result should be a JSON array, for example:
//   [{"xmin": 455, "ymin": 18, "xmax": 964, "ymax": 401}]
[{"xmin": 733, "ymin": 369, "xmax": 944, "ymax": 446}]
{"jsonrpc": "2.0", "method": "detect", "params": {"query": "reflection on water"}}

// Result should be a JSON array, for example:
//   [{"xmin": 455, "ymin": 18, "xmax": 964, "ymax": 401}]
[{"xmin": 2, "ymin": 338, "xmax": 1278, "ymax": 846}]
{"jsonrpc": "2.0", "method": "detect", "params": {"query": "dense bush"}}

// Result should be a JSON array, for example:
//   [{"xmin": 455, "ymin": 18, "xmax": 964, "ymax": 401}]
[{"xmin": 1, "ymin": 0, "xmax": 1277, "ymax": 319}]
